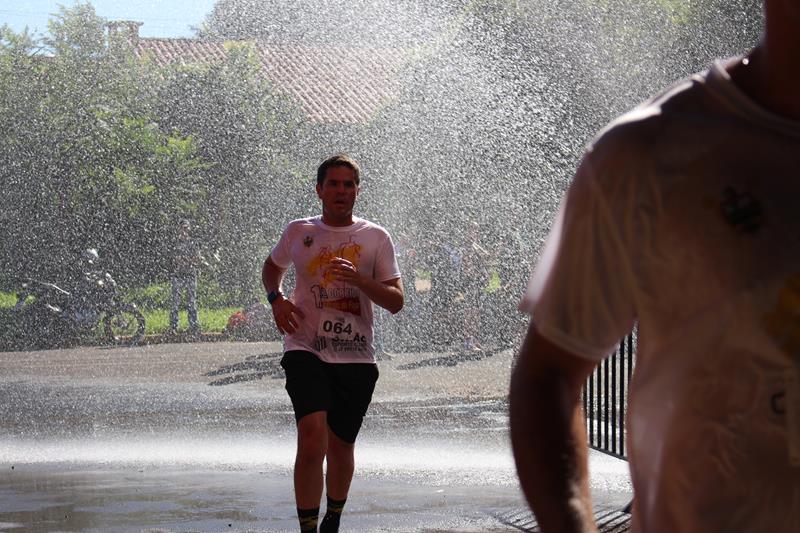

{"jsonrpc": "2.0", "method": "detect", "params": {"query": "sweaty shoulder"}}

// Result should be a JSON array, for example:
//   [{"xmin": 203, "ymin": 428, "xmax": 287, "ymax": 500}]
[
  {"xmin": 286, "ymin": 216, "xmax": 318, "ymax": 229},
  {"xmin": 283, "ymin": 216, "xmax": 318, "ymax": 235},
  {"xmin": 352, "ymin": 217, "xmax": 392, "ymax": 238},
  {"xmin": 589, "ymin": 74, "xmax": 707, "ymax": 167},
  {"xmin": 579, "ymin": 70, "xmax": 721, "ymax": 200}
]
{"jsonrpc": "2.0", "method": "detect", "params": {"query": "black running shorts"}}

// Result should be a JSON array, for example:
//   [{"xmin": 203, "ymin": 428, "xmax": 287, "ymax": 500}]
[{"xmin": 280, "ymin": 350, "xmax": 379, "ymax": 444}]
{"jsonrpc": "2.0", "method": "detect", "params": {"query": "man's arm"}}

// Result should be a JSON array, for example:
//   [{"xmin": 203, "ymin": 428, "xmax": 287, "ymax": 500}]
[
  {"xmin": 262, "ymin": 255, "xmax": 305, "ymax": 334},
  {"xmin": 192, "ymin": 242, "xmax": 207, "ymax": 268},
  {"xmin": 367, "ymin": 276, "xmax": 404, "ymax": 314},
  {"xmin": 509, "ymin": 323, "xmax": 599, "ymax": 533},
  {"xmin": 327, "ymin": 257, "xmax": 404, "ymax": 314}
]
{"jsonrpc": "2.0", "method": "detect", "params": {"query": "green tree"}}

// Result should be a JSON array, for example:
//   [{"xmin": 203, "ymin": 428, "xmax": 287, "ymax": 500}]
[
  {"xmin": 1, "ymin": 2, "xmax": 315, "ymax": 304},
  {"xmin": 0, "ymin": 3, "xmax": 205, "ymax": 289},
  {"xmin": 361, "ymin": 0, "xmax": 762, "ymax": 252},
  {"xmin": 0, "ymin": 25, "xmax": 46, "ymax": 288},
  {"xmin": 148, "ymin": 41, "xmax": 310, "ymax": 302}
]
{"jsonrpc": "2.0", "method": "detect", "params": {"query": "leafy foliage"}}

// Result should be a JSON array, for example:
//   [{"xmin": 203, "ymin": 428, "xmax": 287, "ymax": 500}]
[
  {"xmin": 0, "ymin": 0, "xmax": 763, "ymax": 308},
  {"xmin": 148, "ymin": 40, "xmax": 310, "ymax": 300},
  {"xmin": 357, "ymin": 0, "xmax": 762, "ymax": 253},
  {"xmin": 0, "ymin": 3, "xmax": 308, "ymax": 304}
]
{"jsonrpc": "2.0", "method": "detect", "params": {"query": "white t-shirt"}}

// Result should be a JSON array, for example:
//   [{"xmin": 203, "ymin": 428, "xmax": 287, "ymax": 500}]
[
  {"xmin": 270, "ymin": 216, "xmax": 400, "ymax": 364},
  {"xmin": 521, "ymin": 60, "xmax": 800, "ymax": 532}
]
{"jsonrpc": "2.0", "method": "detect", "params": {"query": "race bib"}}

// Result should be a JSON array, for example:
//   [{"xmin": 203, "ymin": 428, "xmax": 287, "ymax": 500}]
[
  {"xmin": 317, "ymin": 308, "xmax": 369, "ymax": 354},
  {"xmin": 317, "ymin": 308, "xmax": 358, "ymax": 338}
]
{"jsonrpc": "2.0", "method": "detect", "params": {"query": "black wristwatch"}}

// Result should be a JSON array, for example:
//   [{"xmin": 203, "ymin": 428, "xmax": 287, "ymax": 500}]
[{"xmin": 267, "ymin": 290, "xmax": 283, "ymax": 305}]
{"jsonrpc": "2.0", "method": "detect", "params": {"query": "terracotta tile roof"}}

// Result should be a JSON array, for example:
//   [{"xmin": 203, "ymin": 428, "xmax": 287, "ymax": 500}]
[{"xmin": 134, "ymin": 39, "xmax": 407, "ymax": 124}]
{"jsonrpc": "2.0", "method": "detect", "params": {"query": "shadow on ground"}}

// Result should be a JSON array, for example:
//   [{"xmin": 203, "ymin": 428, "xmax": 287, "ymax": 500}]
[
  {"xmin": 495, "ymin": 506, "xmax": 631, "ymax": 532},
  {"xmin": 204, "ymin": 351, "xmax": 284, "ymax": 386},
  {"xmin": 205, "ymin": 346, "xmax": 510, "ymax": 386},
  {"xmin": 397, "ymin": 346, "xmax": 507, "ymax": 369}
]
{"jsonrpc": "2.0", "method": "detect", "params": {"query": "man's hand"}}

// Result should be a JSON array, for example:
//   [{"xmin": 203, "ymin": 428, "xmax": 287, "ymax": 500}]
[
  {"xmin": 262, "ymin": 255, "xmax": 300, "ymax": 333},
  {"xmin": 327, "ymin": 257, "xmax": 364, "ymax": 286},
  {"xmin": 271, "ymin": 296, "xmax": 306, "ymax": 335},
  {"xmin": 327, "ymin": 256, "xmax": 404, "ymax": 314}
]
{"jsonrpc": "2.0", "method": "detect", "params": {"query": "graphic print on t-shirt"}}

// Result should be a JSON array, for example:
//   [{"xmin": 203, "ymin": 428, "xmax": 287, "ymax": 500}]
[
  {"xmin": 762, "ymin": 272, "xmax": 800, "ymax": 466},
  {"xmin": 762, "ymin": 273, "xmax": 800, "ymax": 358},
  {"xmin": 720, "ymin": 185, "xmax": 763, "ymax": 233},
  {"xmin": 306, "ymin": 235, "xmax": 369, "ymax": 353}
]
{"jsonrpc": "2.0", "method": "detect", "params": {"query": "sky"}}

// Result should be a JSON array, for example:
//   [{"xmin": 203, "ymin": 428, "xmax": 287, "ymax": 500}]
[{"xmin": 1, "ymin": 0, "xmax": 218, "ymax": 38}]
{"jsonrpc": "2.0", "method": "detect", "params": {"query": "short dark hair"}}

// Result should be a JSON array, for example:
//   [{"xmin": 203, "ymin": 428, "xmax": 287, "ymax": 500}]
[{"xmin": 316, "ymin": 154, "xmax": 360, "ymax": 186}]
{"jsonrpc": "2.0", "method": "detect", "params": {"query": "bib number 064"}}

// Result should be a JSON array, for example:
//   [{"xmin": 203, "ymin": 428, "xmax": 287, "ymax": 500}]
[{"xmin": 322, "ymin": 320, "xmax": 352, "ymax": 335}]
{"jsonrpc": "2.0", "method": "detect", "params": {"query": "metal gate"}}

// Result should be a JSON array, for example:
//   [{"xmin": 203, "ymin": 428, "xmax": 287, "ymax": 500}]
[{"xmin": 583, "ymin": 332, "xmax": 636, "ymax": 459}]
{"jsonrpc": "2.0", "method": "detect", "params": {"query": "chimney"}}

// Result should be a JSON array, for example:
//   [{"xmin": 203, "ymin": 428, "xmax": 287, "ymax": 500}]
[{"xmin": 107, "ymin": 20, "xmax": 143, "ymax": 47}]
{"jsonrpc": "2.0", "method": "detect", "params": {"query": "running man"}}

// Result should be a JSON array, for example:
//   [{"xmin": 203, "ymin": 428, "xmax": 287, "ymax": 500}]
[
  {"xmin": 262, "ymin": 154, "xmax": 404, "ymax": 533},
  {"xmin": 510, "ymin": 1, "xmax": 800, "ymax": 531}
]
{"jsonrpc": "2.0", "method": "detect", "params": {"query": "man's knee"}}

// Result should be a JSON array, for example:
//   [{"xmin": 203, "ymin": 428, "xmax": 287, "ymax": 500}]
[
  {"xmin": 326, "ymin": 430, "xmax": 355, "ymax": 465},
  {"xmin": 296, "ymin": 411, "xmax": 328, "ymax": 464}
]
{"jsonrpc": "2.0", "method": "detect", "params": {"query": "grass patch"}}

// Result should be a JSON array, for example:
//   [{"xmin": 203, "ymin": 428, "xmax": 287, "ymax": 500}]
[
  {"xmin": 416, "ymin": 268, "xmax": 431, "ymax": 281},
  {"xmin": 141, "ymin": 307, "xmax": 239, "ymax": 335},
  {"xmin": 487, "ymin": 269, "xmax": 501, "ymax": 293},
  {"xmin": 125, "ymin": 282, "xmax": 250, "ymax": 309},
  {"xmin": 0, "ymin": 291, "xmax": 18, "ymax": 308},
  {"xmin": 3, "ymin": 288, "xmax": 239, "ymax": 335}
]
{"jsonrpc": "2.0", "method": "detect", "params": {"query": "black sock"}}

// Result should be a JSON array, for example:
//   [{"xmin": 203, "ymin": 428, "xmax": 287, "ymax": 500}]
[
  {"xmin": 319, "ymin": 496, "xmax": 346, "ymax": 533},
  {"xmin": 297, "ymin": 506, "xmax": 319, "ymax": 533}
]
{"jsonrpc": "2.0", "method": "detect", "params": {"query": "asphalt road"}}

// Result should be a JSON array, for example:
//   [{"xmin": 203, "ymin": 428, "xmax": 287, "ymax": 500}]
[{"xmin": 0, "ymin": 341, "xmax": 631, "ymax": 532}]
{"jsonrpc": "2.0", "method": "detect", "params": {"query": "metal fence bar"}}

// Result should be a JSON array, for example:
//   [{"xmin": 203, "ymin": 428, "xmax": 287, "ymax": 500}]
[
  {"xmin": 603, "ymin": 355, "xmax": 610, "ymax": 451},
  {"xmin": 583, "ymin": 332, "xmax": 636, "ymax": 459},
  {"xmin": 619, "ymin": 337, "xmax": 627, "ymax": 457},
  {"xmin": 610, "ymin": 349, "xmax": 618, "ymax": 455},
  {"xmin": 588, "ymin": 365, "xmax": 595, "ymax": 446},
  {"xmin": 583, "ymin": 369, "xmax": 589, "ymax": 443}
]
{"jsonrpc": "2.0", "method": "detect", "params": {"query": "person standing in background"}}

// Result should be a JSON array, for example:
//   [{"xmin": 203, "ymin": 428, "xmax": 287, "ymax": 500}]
[{"xmin": 169, "ymin": 219, "xmax": 201, "ymax": 337}]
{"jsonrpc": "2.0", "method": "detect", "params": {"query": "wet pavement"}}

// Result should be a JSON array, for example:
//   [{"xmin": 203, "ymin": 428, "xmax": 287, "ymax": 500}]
[{"xmin": 0, "ymin": 341, "xmax": 632, "ymax": 532}]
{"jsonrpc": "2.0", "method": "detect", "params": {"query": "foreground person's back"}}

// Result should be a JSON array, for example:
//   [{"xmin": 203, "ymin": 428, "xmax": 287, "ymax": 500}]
[
  {"xmin": 555, "ymin": 58, "xmax": 800, "ymax": 532},
  {"xmin": 510, "ymin": 1, "xmax": 800, "ymax": 532}
]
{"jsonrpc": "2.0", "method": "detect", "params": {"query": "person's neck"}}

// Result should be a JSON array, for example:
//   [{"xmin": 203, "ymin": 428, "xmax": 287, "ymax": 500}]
[
  {"xmin": 321, "ymin": 213, "xmax": 355, "ymax": 227},
  {"xmin": 730, "ymin": 12, "xmax": 800, "ymax": 121}
]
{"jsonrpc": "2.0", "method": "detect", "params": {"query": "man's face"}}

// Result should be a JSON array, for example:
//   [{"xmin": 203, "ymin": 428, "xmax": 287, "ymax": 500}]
[{"xmin": 316, "ymin": 165, "xmax": 359, "ymax": 226}]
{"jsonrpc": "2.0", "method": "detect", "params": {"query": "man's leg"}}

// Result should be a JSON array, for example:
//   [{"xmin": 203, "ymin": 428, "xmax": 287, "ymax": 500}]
[
  {"xmin": 294, "ymin": 411, "xmax": 328, "ymax": 532},
  {"xmin": 169, "ymin": 277, "xmax": 181, "ymax": 332},
  {"xmin": 325, "ymin": 428, "xmax": 355, "ymax": 498},
  {"xmin": 281, "ymin": 351, "xmax": 335, "ymax": 532},
  {"xmin": 319, "ymin": 429, "xmax": 355, "ymax": 533},
  {"xmin": 321, "ymin": 360, "xmax": 378, "ymax": 533},
  {"xmin": 187, "ymin": 275, "xmax": 199, "ymax": 333},
  {"xmin": 464, "ymin": 305, "xmax": 481, "ymax": 350}
]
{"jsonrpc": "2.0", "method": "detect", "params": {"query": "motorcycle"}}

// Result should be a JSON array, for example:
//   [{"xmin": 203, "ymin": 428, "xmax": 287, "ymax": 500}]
[{"xmin": 12, "ymin": 268, "xmax": 146, "ymax": 349}]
